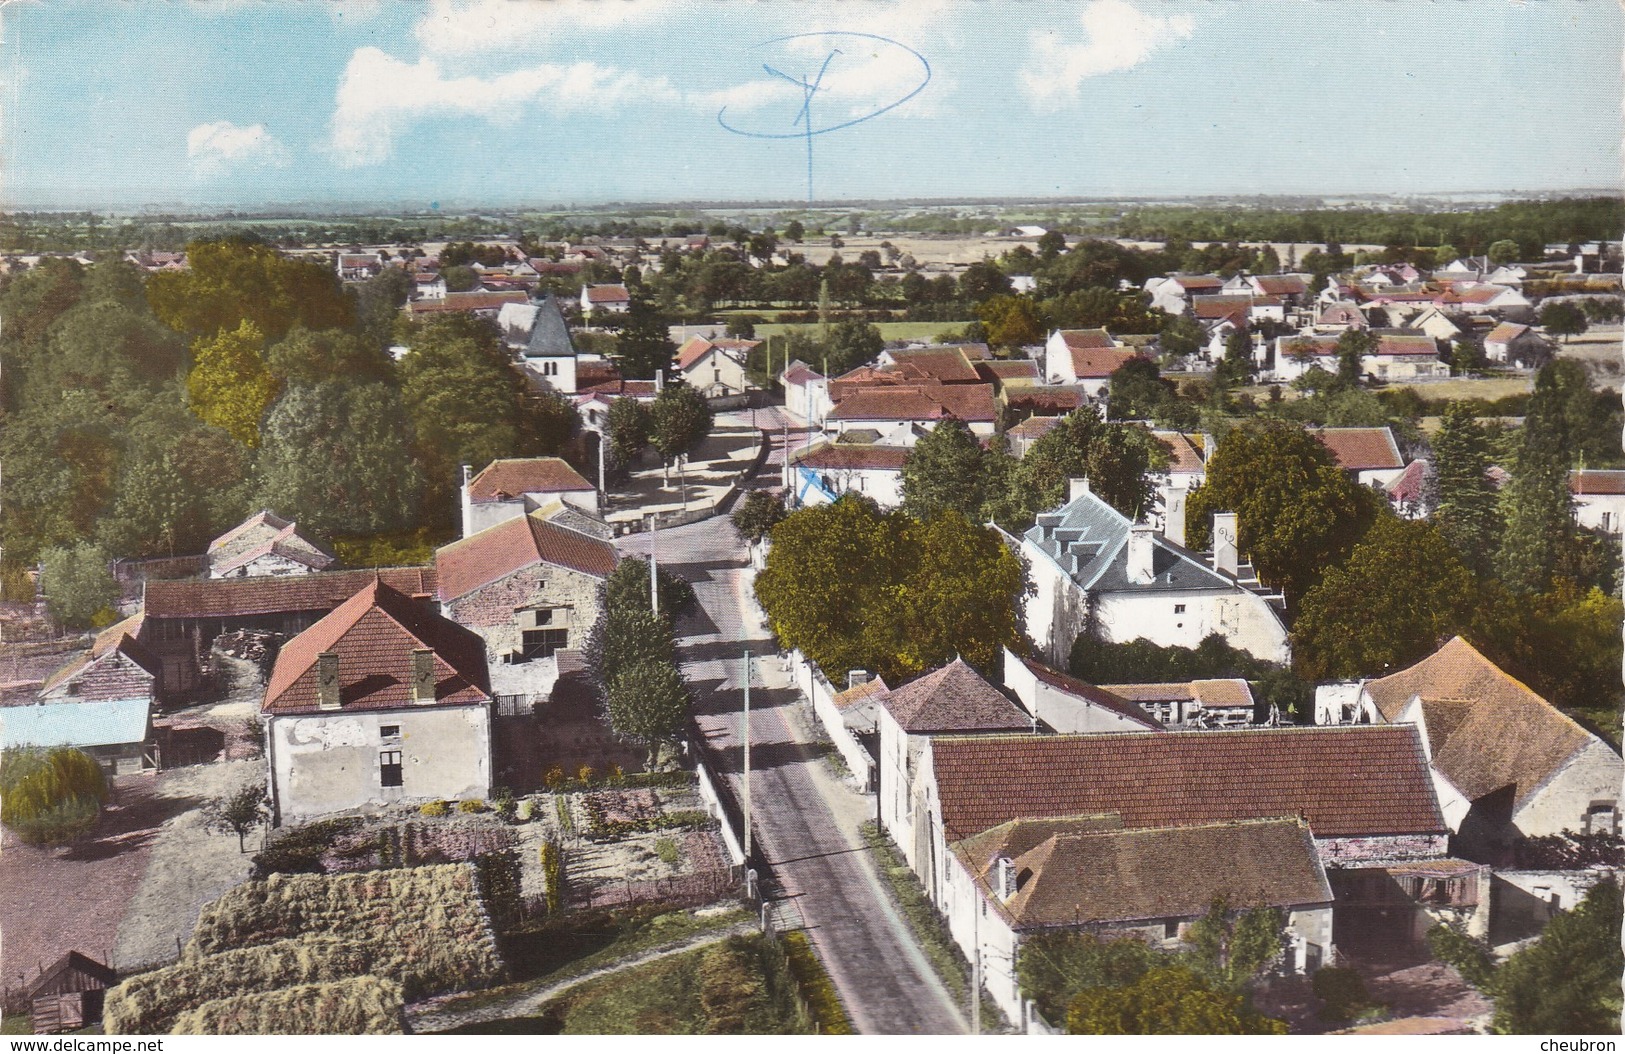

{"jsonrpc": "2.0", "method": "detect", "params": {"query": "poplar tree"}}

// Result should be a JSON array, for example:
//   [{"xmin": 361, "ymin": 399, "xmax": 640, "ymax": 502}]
[{"xmin": 1428, "ymin": 401, "xmax": 1502, "ymax": 576}]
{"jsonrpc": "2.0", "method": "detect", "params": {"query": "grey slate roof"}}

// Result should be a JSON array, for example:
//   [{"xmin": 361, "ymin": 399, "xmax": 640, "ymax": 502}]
[
  {"xmin": 524, "ymin": 294, "xmax": 577, "ymax": 359},
  {"xmin": 1021, "ymin": 488, "xmax": 1235, "ymax": 594}
]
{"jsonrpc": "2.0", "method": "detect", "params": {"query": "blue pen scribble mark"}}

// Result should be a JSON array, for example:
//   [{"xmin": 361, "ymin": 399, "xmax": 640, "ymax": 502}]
[{"xmin": 718, "ymin": 31, "xmax": 931, "ymax": 203}]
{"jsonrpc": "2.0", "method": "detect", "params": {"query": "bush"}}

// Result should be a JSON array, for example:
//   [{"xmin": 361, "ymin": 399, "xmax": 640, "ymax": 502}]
[
  {"xmin": 655, "ymin": 837, "xmax": 680, "ymax": 866},
  {"xmin": 251, "ymin": 818, "xmax": 366, "ymax": 879},
  {"xmin": 188, "ymin": 864, "xmax": 505, "ymax": 997},
  {"xmin": 458, "ymin": 799, "xmax": 486, "ymax": 814},
  {"xmin": 0, "ymin": 746, "xmax": 109, "ymax": 845},
  {"xmin": 1312, "ymin": 966, "xmax": 1373, "ymax": 1025},
  {"xmin": 700, "ymin": 937, "xmax": 772, "ymax": 1034},
  {"xmin": 169, "ymin": 976, "xmax": 405, "ymax": 1035},
  {"xmin": 104, "ymin": 937, "xmax": 377, "ymax": 1034},
  {"xmin": 515, "ymin": 799, "xmax": 534, "ymax": 822},
  {"xmin": 539, "ymin": 840, "xmax": 565, "ymax": 915},
  {"xmin": 1427, "ymin": 924, "xmax": 1497, "ymax": 990},
  {"xmin": 780, "ymin": 931, "xmax": 852, "ymax": 1034},
  {"xmin": 419, "ymin": 800, "xmax": 448, "ymax": 817}
]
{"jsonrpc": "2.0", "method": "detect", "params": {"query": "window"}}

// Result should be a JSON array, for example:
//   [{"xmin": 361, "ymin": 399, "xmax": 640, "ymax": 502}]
[
  {"xmin": 380, "ymin": 750, "xmax": 403, "ymax": 788},
  {"xmin": 380, "ymin": 725, "xmax": 400, "ymax": 742},
  {"xmin": 1174, "ymin": 604, "xmax": 1186, "ymax": 614},
  {"xmin": 520, "ymin": 608, "xmax": 572, "ymax": 660},
  {"xmin": 1585, "ymin": 802, "xmax": 1619, "ymax": 836},
  {"xmin": 1163, "ymin": 920, "xmax": 1179, "ymax": 940}
]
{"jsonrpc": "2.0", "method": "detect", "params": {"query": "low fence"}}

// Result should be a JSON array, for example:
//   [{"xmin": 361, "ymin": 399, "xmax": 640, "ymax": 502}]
[
  {"xmin": 113, "ymin": 554, "xmax": 208, "ymax": 585},
  {"xmin": 785, "ymin": 649, "xmax": 876, "ymax": 792},
  {"xmin": 692, "ymin": 742, "xmax": 748, "ymax": 867}
]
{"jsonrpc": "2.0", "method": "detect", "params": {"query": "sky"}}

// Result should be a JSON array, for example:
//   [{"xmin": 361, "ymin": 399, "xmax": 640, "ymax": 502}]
[{"xmin": 2, "ymin": 0, "xmax": 1620, "ymax": 210}]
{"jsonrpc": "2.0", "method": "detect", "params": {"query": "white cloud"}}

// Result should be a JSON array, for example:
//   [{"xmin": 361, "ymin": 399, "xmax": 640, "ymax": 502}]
[
  {"xmin": 1022, "ymin": 0, "xmax": 1194, "ymax": 107},
  {"xmin": 186, "ymin": 120, "xmax": 288, "ymax": 177},
  {"xmin": 705, "ymin": 30, "xmax": 940, "ymax": 127},
  {"xmin": 327, "ymin": 46, "xmax": 680, "ymax": 167},
  {"xmin": 412, "ymin": 0, "xmax": 680, "ymax": 56}
]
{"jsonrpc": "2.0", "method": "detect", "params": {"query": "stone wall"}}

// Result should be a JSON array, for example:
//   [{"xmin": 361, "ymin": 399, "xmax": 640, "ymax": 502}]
[{"xmin": 443, "ymin": 563, "xmax": 603, "ymax": 663}]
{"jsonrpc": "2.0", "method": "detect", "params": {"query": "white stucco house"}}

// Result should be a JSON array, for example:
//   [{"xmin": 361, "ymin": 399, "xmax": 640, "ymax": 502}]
[
  {"xmin": 999, "ymin": 648, "xmax": 1163, "ymax": 734},
  {"xmin": 1570, "ymin": 470, "xmax": 1625, "ymax": 535},
  {"xmin": 263, "ymin": 580, "xmax": 494, "ymax": 824},
  {"xmin": 460, "ymin": 457, "xmax": 600, "ymax": 537},
  {"xmin": 789, "ymin": 443, "xmax": 909, "ymax": 510},
  {"xmin": 1043, "ymin": 329, "xmax": 1136, "ymax": 395},
  {"xmin": 1002, "ymin": 480, "xmax": 1290, "ymax": 668}
]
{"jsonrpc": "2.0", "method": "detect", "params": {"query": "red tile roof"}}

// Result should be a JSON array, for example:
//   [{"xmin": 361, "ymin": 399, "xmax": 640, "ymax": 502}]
[
  {"xmin": 1387, "ymin": 458, "xmax": 1430, "ymax": 502},
  {"xmin": 976, "ymin": 359, "xmax": 1042, "ymax": 385},
  {"xmin": 466, "ymin": 458, "xmax": 594, "ymax": 504},
  {"xmin": 882, "ymin": 658, "xmax": 1032, "ymax": 734},
  {"xmin": 1005, "ymin": 385, "xmax": 1084, "ymax": 415},
  {"xmin": 1009, "ymin": 415, "xmax": 1062, "ymax": 440},
  {"xmin": 1102, "ymin": 679, "xmax": 1254, "ymax": 710},
  {"xmin": 1313, "ymin": 427, "xmax": 1404, "ymax": 472},
  {"xmin": 1571, "ymin": 469, "xmax": 1625, "ymax": 496},
  {"xmin": 886, "ymin": 347, "xmax": 981, "ymax": 384},
  {"xmin": 795, "ymin": 444, "xmax": 910, "ymax": 472},
  {"xmin": 1069, "ymin": 346, "xmax": 1141, "ymax": 380},
  {"xmin": 1485, "ymin": 322, "xmax": 1531, "ymax": 344},
  {"xmin": 1017, "ymin": 655, "xmax": 1162, "ymax": 731},
  {"xmin": 1171, "ymin": 275, "xmax": 1224, "ymax": 291},
  {"xmin": 263, "ymin": 580, "xmax": 490, "ymax": 715},
  {"xmin": 1372, "ymin": 334, "xmax": 1439, "ymax": 358},
  {"xmin": 929, "ymin": 725, "xmax": 1446, "ymax": 842},
  {"xmin": 145, "ymin": 568, "xmax": 437, "ymax": 620},
  {"xmin": 584, "ymin": 284, "xmax": 631, "ymax": 303},
  {"xmin": 408, "ymin": 291, "xmax": 529, "ymax": 315},
  {"xmin": 1253, "ymin": 275, "xmax": 1308, "ymax": 296},
  {"xmin": 579, "ymin": 379, "xmax": 658, "ymax": 399},
  {"xmin": 435, "ymin": 509, "xmax": 617, "ymax": 602},
  {"xmin": 1361, "ymin": 637, "xmax": 1603, "ymax": 806},
  {"xmin": 935, "ymin": 383, "xmax": 999, "ymax": 422},
  {"xmin": 1152, "ymin": 431, "xmax": 1206, "ymax": 475},
  {"xmin": 676, "ymin": 335, "xmax": 760, "ymax": 370},
  {"xmin": 781, "ymin": 362, "xmax": 823, "ymax": 386},
  {"xmin": 1192, "ymin": 295, "xmax": 1255, "ymax": 320},
  {"xmin": 1056, "ymin": 329, "xmax": 1117, "ymax": 352}
]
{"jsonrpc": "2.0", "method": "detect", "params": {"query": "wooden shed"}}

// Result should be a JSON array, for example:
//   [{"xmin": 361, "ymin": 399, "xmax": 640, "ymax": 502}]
[{"xmin": 27, "ymin": 952, "xmax": 115, "ymax": 1034}]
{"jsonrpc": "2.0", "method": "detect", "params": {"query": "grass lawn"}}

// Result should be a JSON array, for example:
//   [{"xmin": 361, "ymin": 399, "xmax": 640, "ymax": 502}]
[
  {"xmin": 2, "ymin": 1014, "xmax": 30, "ymax": 1035},
  {"xmin": 434, "ymin": 904, "xmax": 751, "ymax": 1017},
  {"xmin": 1387, "ymin": 377, "xmax": 1532, "ymax": 404},
  {"xmin": 444, "ymin": 933, "xmax": 810, "ymax": 1035},
  {"xmin": 753, "ymin": 320, "xmax": 975, "ymax": 343}
]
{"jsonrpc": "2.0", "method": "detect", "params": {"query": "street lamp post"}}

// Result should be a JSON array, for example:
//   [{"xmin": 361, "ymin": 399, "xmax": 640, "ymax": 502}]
[{"xmin": 742, "ymin": 648, "xmax": 752, "ymax": 862}]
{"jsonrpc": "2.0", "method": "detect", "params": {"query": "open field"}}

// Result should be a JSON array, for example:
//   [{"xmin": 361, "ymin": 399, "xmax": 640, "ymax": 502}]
[
  {"xmin": 751, "ymin": 320, "xmax": 973, "ymax": 343},
  {"xmin": 1388, "ymin": 377, "xmax": 1533, "ymax": 404}
]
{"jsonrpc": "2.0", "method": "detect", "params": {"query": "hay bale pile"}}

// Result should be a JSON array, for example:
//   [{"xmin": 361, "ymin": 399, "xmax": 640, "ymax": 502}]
[
  {"xmin": 169, "ymin": 977, "xmax": 405, "ymax": 1035},
  {"xmin": 104, "ymin": 864, "xmax": 504, "ymax": 1035}
]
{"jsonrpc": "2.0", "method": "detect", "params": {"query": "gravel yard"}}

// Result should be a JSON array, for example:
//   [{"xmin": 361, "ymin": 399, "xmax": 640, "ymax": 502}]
[{"xmin": 109, "ymin": 760, "xmax": 261, "ymax": 972}]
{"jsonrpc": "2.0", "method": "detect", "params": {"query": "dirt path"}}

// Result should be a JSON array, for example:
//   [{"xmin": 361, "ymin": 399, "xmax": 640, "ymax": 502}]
[{"xmin": 406, "ymin": 920, "xmax": 756, "ymax": 1034}]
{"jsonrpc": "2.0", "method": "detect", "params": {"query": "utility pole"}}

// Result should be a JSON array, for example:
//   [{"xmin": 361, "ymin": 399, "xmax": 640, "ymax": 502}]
[
  {"xmin": 596, "ymin": 430, "xmax": 607, "ymax": 505},
  {"xmin": 742, "ymin": 648, "xmax": 752, "ymax": 862},
  {"xmin": 971, "ymin": 896, "xmax": 982, "ymax": 1035},
  {"xmin": 648, "ymin": 513, "xmax": 659, "ymax": 619}
]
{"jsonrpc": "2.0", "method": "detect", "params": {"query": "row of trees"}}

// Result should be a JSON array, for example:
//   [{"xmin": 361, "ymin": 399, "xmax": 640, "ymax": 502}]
[{"xmin": 583, "ymin": 558, "xmax": 697, "ymax": 767}]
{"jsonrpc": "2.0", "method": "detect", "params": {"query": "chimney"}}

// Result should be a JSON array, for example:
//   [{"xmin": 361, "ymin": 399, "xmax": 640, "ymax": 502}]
[
  {"xmin": 847, "ymin": 670, "xmax": 871, "ymax": 690},
  {"xmin": 995, "ymin": 856, "xmax": 1018, "ymax": 901},
  {"xmin": 1127, "ymin": 523, "xmax": 1156, "ymax": 585},
  {"xmin": 1164, "ymin": 486, "xmax": 1188, "ymax": 548},
  {"xmin": 410, "ymin": 648, "xmax": 436, "ymax": 704},
  {"xmin": 1068, "ymin": 477, "xmax": 1092, "ymax": 504},
  {"xmin": 460, "ymin": 464, "xmax": 474, "ymax": 539},
  {"xmin": 1212, "ymin": 512, "xmax": 1239, "ymax": 576},
  {"xmin": 316, "ymin": 651, "xmax": 340, "ymax": 710}
]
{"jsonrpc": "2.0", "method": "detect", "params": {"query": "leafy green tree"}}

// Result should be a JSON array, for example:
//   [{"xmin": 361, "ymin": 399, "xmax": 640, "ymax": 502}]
[
  {"xmin": 900, "ymin": 417, "xmax": 988, "ymax": 522},
  {"xmin": 584, "ymin": 606, "xmax": 675, "ymax": 703},
  {"xmin": 1539, "ymin": 300, "xmax": 1588, "ymax": 344},
  {"xmin": 207, "ymin": 780, "xmax": 268, "ymax": 853},
  {"xmin": 147, "ymin": 236, "xmax": 352, "ymax": 341},
  {"xmin": 895, "ymin": 512, "xmax": 1027, "ymax": 675},
  {"xmin": 989, "ymin": 411, "xmax": 1168, "ymax": 532},
  {"xmin": 523, "ymin": 387, "xmax": 581, "ymax": 457},
  {"xmin": 441, "ymin": 265, "xmax": 479, "ymax": 293},
  {"xmin": 267, "ymin": 326, "xmax": 394, "ymax": 387},
  {"xmin": 23, "ymin": 297, "xmax": 187, "ymax": 415},
  {"xmin": 605, "ymin": 397, "xmax": 653, "ymax": 472},
  {"xmin": 1017, "ymin": 932, "xmax": 1160, "ymax": 1022},
  {"xmin": 186, "ymin": 320, "xmax": 279, "ymax": 447},
  {"xmin": 958, "ymin": 259, "xmax": 1012, "ymax": 303},
  {"xmin": 1335, "ymin": 329, "xmax": 1372, "ymax": 388},
  {"xmin": 1490, "ymin": 878, "xmax": 1622, "ymax": 1034},
  {"xmin": 1291, "ymin": 517, "xmax": 1476, "ymax": 681},
  {"xmin": 1429, "ymin": 402, "xmax": 1502, "ymax": 576},
  {"xmin": 1107, "ymin": 357, "xmax": 1176, "ymax": 421},
  {"xmin": 978, "ymin": 294, "xmax": 1045, "ymax": 348},
  {"xmin": 783, "ymin": 220, "xmax": 805, "ymax": 243},
  {"xmin": 756, "ymin": 500, "xmax": 1022, "ymax": 683},
  {"xmin": 1496, "ymin": 366, "xmax": 1576, "ymax": 593},
  {"xmin": 1185, "ymin": 420, "xmax": 1379, "ymax": 605},
  {"xmin": 352, "ymin": 265, "xmax": 413, "ymax": 350},
  {"xmin": 40, "ymin": 542, "xmax": 118, "ymax": 629},
  {"xmin": 821, "ymin": 319, "xmax": 884, "ymax": 376},
  {"xmin": 730, "ymin": 490, "xmax": 787, "ymax": 543},
  {"xmin": 1449, "ymin": 337, "xmax": 1488, "ymax": 374},
  {"xmin": 606, "ymin": 659, "xmax": 690, "ymax": 767},
  {"xmin": 0, "ymin": 747, "xmax": 109, "ymax": 846},
  {"xmin": 612, "ymin": 295, "xmax": 676, "ymax": 379},
  {"xmin": 650, "ymin": 383, "xmax": 714, "ymax": 476},
  {"xmin": 1183, "ymin": 898, "xmax": 1289, "ymax": 989},
  {"xmin": 1067, "ymin": 967, "xmax": 1287, "ymax": 1035},
  {"xmin": 0, "ymin": 391, "xmax": 124, "ymax": 561},
  {"xmin": 258, "ymin": 382, "xmax": 422, "ymax": 539},
  {"xmin": 1158, "ymin": 313, "xmax": 1205, "ymax": 361},
  {"xmin": 603, "ymin": 556, "xmax": 696, "ymax": 633},
  {"xmin": 1486, "ymin": 239, "xmax": 1521, "ymax": 266}
]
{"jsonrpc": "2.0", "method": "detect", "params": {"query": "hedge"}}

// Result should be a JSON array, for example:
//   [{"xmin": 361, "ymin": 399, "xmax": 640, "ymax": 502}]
[
  {"xmin": 168, "ymin": 976, "xmax": 405, "ymax": 1035},
  {"xmin": 187, "ymin": 864, "xmax": 505, "ymax": 997},
  {"xmin": 104, "ymin": 937, "xmax": 376, "ymax": 1035}
]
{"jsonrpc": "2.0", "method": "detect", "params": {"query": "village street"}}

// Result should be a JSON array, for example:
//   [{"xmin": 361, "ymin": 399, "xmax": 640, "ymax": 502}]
[{"xmin": 618, "ymin": 514, "xmax": 967, "ymax": 1035}]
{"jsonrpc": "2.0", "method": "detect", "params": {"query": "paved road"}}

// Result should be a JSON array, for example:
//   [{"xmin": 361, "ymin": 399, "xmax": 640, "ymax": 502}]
[{"xmin": 621, "ymin": 518, "xmax": 967, "ymax": 1035}]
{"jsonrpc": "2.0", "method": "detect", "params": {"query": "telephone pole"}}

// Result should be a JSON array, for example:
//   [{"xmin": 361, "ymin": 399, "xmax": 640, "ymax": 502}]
[
  {"xmin": 742, "ymin": 648, "xmax": 752, "ymax": 861},
  {"xmin": 648, "ymin": 513, "xmax": 659, "ymax": 619}
]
